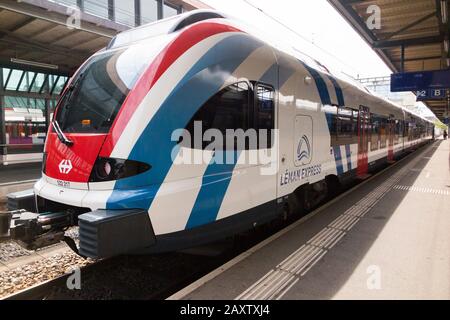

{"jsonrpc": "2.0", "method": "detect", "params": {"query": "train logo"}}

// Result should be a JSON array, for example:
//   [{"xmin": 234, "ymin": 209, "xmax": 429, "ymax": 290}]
[
  {"xmin": 297, "ymin": 135, "xmax": 311, "ymax": 163},
  {"xmin": 58, "ymin": 159, "xmax": 73, "ymax": 174}
]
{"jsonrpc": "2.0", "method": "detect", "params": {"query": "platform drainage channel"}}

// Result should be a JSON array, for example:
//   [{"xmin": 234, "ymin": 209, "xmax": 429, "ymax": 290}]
[{"xmin": 393, "ymin": 185, "xmax": 450, "ymax": 196}]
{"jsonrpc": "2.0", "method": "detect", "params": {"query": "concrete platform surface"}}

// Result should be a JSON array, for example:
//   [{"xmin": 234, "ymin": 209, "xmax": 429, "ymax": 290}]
[
  {"xmin": 0, "ymin": 163, "xmax": 41, "ymax": 202},
  {"xmin": 0, "ymin": 163, "xmax": 41, "ymax": 185},
  {"xmin": 171, "ymin": 140, "xmax": 450, "ymax": 300}
]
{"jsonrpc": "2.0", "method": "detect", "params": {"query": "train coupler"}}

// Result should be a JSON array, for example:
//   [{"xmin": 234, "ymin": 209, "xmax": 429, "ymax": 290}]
[{"xmin": 0, "ymin": 209, "xmax": 73, "ymax": 250}]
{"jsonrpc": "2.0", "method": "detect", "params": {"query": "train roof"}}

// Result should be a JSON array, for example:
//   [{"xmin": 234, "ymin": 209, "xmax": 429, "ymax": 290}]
[
  {"xmin": 106, "ymin": 10, "xmax": 433, "ymax": 125},
  {"xmin": 107, "ymin": 9, "xmax": 228, "ymax": 50}
]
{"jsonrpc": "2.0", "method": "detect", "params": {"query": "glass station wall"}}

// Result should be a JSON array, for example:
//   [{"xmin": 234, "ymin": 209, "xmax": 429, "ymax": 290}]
[
  {"xmin": 49, "ymin": 0, "xmax": 183, "ymax": 27},
  {"xmin": 0, "ymin": 67, "xmax": 66, "ymax": 161}
]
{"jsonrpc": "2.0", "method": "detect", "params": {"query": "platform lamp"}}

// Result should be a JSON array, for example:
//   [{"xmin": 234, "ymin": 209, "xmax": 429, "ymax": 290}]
[
  {"xmin": 444, "ymin": 38, "xmax": 450, "ymax": 67},
  {"xmin": 10, "ymin": 58, "xmax": 58, "ymax": 70},
  {"xmin": 442, "ymin": 0, "xmax": 448, "ymax": 24}
]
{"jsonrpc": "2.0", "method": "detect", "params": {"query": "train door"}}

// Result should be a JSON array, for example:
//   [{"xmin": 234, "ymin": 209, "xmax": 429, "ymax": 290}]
[
  {"xmin": 401, "ymin": 111, "xmax": 406, "ymax": 151},
  {"xmin": 387, "ymin": 115, "xmax": 395, "ymax": 162},
  {"xmin": 357, "ymin": 106, "xmax": 370, "ymax": 178}
]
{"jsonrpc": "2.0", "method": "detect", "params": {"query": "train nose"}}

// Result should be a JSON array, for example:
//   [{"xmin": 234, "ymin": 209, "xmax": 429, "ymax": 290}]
[{"xmin": 43, "ymin": 132, "xmax": 108, "ymax": 184}]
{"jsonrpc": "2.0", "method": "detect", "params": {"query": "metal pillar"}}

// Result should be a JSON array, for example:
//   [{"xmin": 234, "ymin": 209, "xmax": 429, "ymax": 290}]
[
  {"xmin": 158, "ymin": 0, "xmax": 163, "ymax": 20},
  {"xmin": 401, "ymin": 45, "xmax": 405, "ymax": 72},
  {"xmin": 135, "ymin": 0, "xmax": 141, "ymax": 26},
  {"xmin": 77, "ymin": 0, "xmax": 84, "ymax": 11},
  {"xmin": 108, "ymin": 0, "xmax": 115, "ymax": 22},
  {"xmin": 44, "ymin": 98, "xmax": 50, "ymax": 129},
  {"xmin": 0, "ymin": 68, "xmax": 5, "ymax": 158}
]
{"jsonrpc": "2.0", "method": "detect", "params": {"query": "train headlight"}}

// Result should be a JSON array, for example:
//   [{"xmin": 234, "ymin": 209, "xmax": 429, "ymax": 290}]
[
  {"xmin": 90, "ymin": 157, "xmax": 151, "ymax": 182},
  {"xmin": 103, "ymin": 161, "xmax": 112, "ymax": 176}
]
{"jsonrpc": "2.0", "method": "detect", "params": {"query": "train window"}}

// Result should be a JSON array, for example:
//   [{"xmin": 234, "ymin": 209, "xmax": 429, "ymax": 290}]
[
  {"xmin": 255, "ymin": 83, "xmax": 275, "ymax": 148},
  {"xmin": 323, "ymin": 105, "xmax": 337, "ymax": 144},
  {"xmin": 337, "ymin": 108, "xmax": 353, "ymax": 135},
  {"xmin": 403, "ymin": 120, "xmax": 409, "ymax": 138},
  {"xmin": 379, "ymin": 117, "xmax": 387, "ymax": 148},
  {"xmin": 352, "ymin": 110, "xmax": 359, "ymax": 135},
  {"xmin": 55, "ymin": 50, "xmax": 131, "ymax": 133},
  {"xmin": 371, "ymin": 115, "xmax": 379, "ymax": 151},
  {"xmin": 184, "ymin": 82, "xmax": 251, "ymax": 150},
  {"xmin": 394, "ymin": 120, "xmax": 401, "ymax": 145},
  {"xmin": 337, "ymin": 107, "xmax": 356, "ymax": 143}
]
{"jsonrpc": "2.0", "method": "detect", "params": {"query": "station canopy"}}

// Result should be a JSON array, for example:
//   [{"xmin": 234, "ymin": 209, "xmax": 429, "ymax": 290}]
[
  {"xmin": 0, "ymin": 0, "xmax": 131, "ymax": 76},
  {"xmin": 328, "ymin": 0, "xmax": 450, "ymax": 122}
]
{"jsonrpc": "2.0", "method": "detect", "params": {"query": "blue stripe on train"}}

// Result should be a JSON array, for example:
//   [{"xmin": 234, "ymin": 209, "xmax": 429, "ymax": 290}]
[
  {"xmin": 300, "ymin": 61, "xmax": 351, "ymax": 176},
  {"xmin": 327, "ymin": 76, "xmax": 345, "ymax": 107},
  {"xmin": 299, "ymin": 61, "xmax": 332, "ymax": 105},
  {"xmin": 187, "ymin": 59, "xmax": 294, "ymax": 229},
  {"xmin": 333, "ymin": 146, "xmax": 344, "ymax": 175},
  {"xmin": 345, "ymin": 144, "xmax": 352, "ymax": 171},
  {"xmin": 106, "ymin": 34, "xmax": 264, "ymax": 210},
  {"xmin": 298, "ymin": 61, "xmax": 335, "ymax": 135},
  {"xmin": 186, "ymin": 151, "xmax": 241, "ymax": 229}
]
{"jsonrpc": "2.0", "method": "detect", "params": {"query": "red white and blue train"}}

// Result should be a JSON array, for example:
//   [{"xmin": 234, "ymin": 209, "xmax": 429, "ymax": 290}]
[{"xmin": 2, "ymin": 10, "xmax": 434, "ymax": 258}]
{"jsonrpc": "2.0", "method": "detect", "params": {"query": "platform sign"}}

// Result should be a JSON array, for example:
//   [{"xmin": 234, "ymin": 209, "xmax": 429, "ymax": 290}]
[
  {"xmin": 391, "ymin": 70, "xmax": 450, "ymax": 92},
  {"xmin": 416, "ymin": 89, "xmax": 447, "ymax": 101}
]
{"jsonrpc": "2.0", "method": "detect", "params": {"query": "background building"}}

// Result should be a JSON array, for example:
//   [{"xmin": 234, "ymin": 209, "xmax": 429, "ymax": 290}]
[{"xmin": 0, "ymin": 0, "xmax": 210, "ymax": 165}]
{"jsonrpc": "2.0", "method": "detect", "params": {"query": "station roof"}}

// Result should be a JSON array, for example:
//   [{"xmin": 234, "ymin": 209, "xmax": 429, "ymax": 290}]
[
  {"xmin": 328, "ymin": 0, "xmax": 450, "ymax": 122},
  {"xmin": 0, "ymin": 0, "xmax": 127, "ymax": 76},
  {"xmin": 0, "ymin": 0, "xmax": 210, "ymax": 76}
]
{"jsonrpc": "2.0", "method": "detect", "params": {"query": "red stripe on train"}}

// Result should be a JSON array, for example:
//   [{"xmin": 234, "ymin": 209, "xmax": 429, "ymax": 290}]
[{"xmin": 99, "ymin": 21, "xmax": 242, "ymax": 157}]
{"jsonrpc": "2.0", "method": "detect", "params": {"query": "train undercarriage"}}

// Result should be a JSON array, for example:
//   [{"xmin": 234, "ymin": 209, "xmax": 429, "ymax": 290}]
[
  {"xmin": 0, "ymin": 174, "xmax": 339, "ymax": 260},
  {"xmin": 0, "ymin": 191, "xmax": 155, "ymax": 259}
]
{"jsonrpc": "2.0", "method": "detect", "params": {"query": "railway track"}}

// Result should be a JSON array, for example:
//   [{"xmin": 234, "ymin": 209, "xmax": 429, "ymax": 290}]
[
  {"xmin": 3, "ymin": 260, "xmax": 100, "ymax": 300},
  {"xmin": 1, "ymin": 250, "xmax": 237, "ymax": 300}
]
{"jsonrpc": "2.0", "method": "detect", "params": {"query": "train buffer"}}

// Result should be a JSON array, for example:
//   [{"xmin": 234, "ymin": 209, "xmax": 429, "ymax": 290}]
[{"xmin": 169, "ymin": 140, "xmax": 450, "ymax": 300}]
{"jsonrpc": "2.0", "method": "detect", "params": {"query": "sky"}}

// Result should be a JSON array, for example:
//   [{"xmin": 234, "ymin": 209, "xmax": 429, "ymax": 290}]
[{"xmin": 201, "ymin": 0, "xmax": 435, "ymax": 117}]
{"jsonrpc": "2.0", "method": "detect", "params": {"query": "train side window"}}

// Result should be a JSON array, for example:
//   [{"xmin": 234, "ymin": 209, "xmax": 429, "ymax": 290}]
[
  {"xmin": 184, "ymin": 82, "xmax": 251, "ymax": 150},
  {"xmin": 371, "ymin": 115, "xmax": 379, "ymax": 151},
  {"xmin": 394, "ymin": 119, "xmax": 401, "ymax": 145},
  {"xmin": 337, "ymin": 107, "xmax": 356, "ymax": 143},
  {"xmin": 323, "ymin": 105, "xmax": 338, "ymax": 145},
  {"xmin": 254, "ymin": 83, "xmax": 275, "ymax": 148},
  {"xmin": 352, "ymin": 110, "xmax": 359, "ymax": 136},
  {"xmin": 379, "ymin": 117, "xmax": 387, "ymax": 148},
  {"xmin": 403, "ymin": 119, "xmax": 409, "ymax": 138}
]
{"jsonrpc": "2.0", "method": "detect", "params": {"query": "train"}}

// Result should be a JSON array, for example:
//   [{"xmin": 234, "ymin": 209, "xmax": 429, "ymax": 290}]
[{"xmin": 1, "ymin": 10, "xmax": 434, "ymax": 259}]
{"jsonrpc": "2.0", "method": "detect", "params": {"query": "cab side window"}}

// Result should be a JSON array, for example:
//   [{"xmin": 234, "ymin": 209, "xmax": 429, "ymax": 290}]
[
  {"xmin": 254, "ymin": 83, "xmax": 275, "ymax": 148},
  {"xmin": 184, "ymin": 82, "xmax": 250, "ymax": 150},
  {"xmin": 184, "ymin": 82, "xmax": 275, "ymax": 150}
]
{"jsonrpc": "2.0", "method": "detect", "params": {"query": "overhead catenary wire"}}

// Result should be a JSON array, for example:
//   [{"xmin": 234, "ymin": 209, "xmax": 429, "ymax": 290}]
[{"xmin": 241, "ymin": 0, "xmax": 361, "ymax": 77}]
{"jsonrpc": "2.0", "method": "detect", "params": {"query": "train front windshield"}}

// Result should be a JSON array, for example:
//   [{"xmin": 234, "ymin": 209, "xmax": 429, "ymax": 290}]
[{"xmin": 55, "ymin": 49, "xmax": 139, "ymax": 134}]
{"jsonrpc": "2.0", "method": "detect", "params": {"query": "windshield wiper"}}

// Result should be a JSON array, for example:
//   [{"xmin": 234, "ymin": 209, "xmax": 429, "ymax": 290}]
[
  {"xmin": 52, "ymin": 120, "xmax": 74, "ymax": 147},
  {"xmin": 61, "ymin": 72, "xmax": 84, "ymax": 112}
]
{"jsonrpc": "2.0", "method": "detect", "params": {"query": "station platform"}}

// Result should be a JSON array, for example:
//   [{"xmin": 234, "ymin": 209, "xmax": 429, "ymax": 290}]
[
  {"xmin": 170, "ymin": 140, "xmax": 450, "ymax": 300},
  {"xmin": 0, "ymin": 163, "xmax": 40, "ymax": 204}
]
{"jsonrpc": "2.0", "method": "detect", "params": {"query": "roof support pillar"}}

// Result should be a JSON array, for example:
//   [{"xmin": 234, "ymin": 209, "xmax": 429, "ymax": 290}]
[
  {"xmin": 0, "ymin": 68, "xmax": 5, "ymax": 157},
  {"xmin": 401, "ymin": 45, "xmax": 405, "ymax": 72},
  {"xmin": 108, "ymin": 0, "xmax": 115, "ymax": 22}
]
